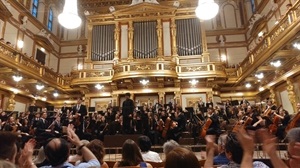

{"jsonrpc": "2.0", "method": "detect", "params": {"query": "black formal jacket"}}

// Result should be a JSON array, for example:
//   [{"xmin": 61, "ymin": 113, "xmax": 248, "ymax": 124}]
[
  {"xmin": 72, "ymin": 104, "xmax": 87, "ymax": 118},
  {"xmin": 122, "ymin": 98, "xmax": 134, "ymax": 117}
]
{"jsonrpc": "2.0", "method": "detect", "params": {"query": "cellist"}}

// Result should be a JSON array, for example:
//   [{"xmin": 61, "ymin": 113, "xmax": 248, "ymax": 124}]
[{"xmin": 203, "ymin": 107, "xmax": 221, "ymax": 136}]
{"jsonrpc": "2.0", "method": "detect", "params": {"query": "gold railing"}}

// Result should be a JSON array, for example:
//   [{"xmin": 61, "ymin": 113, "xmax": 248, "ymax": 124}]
[
  {"xmin": 0, "ymin": 42, "xmax": 67, "ymax": 88},
  {"xmin": 237, "ymin": 0, "xmax": 300, "ymax": 80},
  {"xmin": 176, "ymin": 62, "xmax": 226, "ymax": 79},
  {"xmin": 113, "ymin": 60, "xmax": 177, "ymax": 80},
  {"xmin": 70, "ymin": 69, "xmax": 114, "ymax": 85}
]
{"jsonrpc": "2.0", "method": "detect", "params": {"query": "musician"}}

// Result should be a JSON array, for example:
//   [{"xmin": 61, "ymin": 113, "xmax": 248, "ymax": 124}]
[
  {"xmin": 72, "ymin": 97, "xmax": 87, "ymax": 137},
  {"xmin": 61, "ymin": 102, "xmax": 68, "ymax": 122},
  {"xmin": 240, "ymin": 97, "xmax": 249, "ymax": 106},
  {"xmin": 122, "ymin": 93, "xmax": 134, "ymax": 134},
  {"xmin": 173, "ymin": 107, "xmax": 186, "ymax": 132},
  {"xmin": 206, "ymin": 107, "xmax": 221, "ymax": 135},
  {"xmin": 198, "ymin": 97, "xmax": 206, "ymax": 113},
  {"xmin": 36, "ymin": 112, "xmax": 50, "ymax": 135},
  {"xmin": 275, "ymin": 109, "xmax": 290, "ymax": 140},
  {"xmin": 166, "ymin": 121, "xmax": 181, "ymax": 142},
  {"xmin": 0, "ymin": 109, "xmax": 8, "ymax": 122},
  {"xmin": 72, "ymin": 97, "xmax": 88, "ymax": 118},
  {"xmin": 246, "ymin": 106, "xmax": 263, "ymax": 131},
  {"xmin": 206, "ymin": 97, "xmax": 214, "ymax": 108},
  {"xmin": 2, "ymin": 116, "xmax": 17, "ymax": 132}
]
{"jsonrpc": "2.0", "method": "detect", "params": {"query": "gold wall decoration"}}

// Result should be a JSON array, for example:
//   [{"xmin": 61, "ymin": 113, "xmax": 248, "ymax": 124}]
[{"xmin": 96, "ymin": 101, "xmax": 109, "ymax": 112}]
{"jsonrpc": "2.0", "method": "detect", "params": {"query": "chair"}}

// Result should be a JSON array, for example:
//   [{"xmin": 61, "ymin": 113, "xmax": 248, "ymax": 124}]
[
  {"xmin": 147, "ymin": 161, "xmax": 164, "ymax": 168},
  {"xmin": 106, "ymin": 160, "xmax": 116, "ymax": 168}
]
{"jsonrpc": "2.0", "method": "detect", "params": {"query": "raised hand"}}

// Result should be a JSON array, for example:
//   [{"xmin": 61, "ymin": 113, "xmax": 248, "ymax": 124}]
[
  {"xmin": 236, "ymin": 127, "xmax": 254, "ymax": 153},
  {"xmin": 67, "ymin": 124, "xmax": 81, "ymax": 146}
]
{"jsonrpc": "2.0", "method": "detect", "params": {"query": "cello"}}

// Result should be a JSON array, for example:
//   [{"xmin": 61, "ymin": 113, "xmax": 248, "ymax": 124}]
[
  {"xmin": 232, "ymin": 116, "xmax": 253, "ymax": 133},
  {"xmin": 269, "ymin": 105, "xmax": 282, "ymax": 134},
  {"xmin": 285, "ymin": 112, "xmax": 300, "ymax": 133},
  {"xmin": 200, "ymin": 118, "xmax": 212, "ymax": 138},
  {"xmin": 162, "ymin": 117, "xmax": 171, "ymax": 139}
]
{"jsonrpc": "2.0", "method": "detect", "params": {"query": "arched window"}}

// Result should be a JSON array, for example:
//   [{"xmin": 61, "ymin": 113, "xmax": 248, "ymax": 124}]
[
  {"xmin": 250, "ymin": 0, "xmax": 255, "ymax": 13},
  {"xmin": 32, "ymin": 0, "xmax": 39, "ymax": 17},
  {"xmin": 48, "ymin": 8, "xmax": 53, "ymax": 31}
]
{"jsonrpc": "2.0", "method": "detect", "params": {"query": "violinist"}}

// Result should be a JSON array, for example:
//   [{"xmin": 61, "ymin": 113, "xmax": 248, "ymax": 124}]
[
  {"xmin": 166, "ymin": 120, "xmax": 181, "ymax": 142},
  {"xmin": 274, "ymin": 109, "xmax": 290, "ymax": 140},
  {"xmin": 206, "ymin": 107, "xmax": 221, "ymax": 135},
  {"xmin": 172, "ymin": 107, "xmax": 187, "ymax": 132},
  {"xmin": 245, "ymin": 106, "xmax": 263, "ymax": 131}
]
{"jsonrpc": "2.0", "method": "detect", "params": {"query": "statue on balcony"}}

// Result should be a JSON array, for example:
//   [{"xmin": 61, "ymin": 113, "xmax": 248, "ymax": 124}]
[
  {"xmin": 145, "ymin": 0, "xmax": 159, "ymax": 4},
  {"xmin": 6, "ymin": 94, "xmax": 15, "ymax": 111},
  {"xmin": 287, "ymin": 79, "xmax": 296, "ymax": 106},
  {"xmin": 20, "ymin": 16, "xmax": 28, "ymax": 31},
  {"xmin": 130, "ymin": 0, "xmax": 143, "ymax": 6}
]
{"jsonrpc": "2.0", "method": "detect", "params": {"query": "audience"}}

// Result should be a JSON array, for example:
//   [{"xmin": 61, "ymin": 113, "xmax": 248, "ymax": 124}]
[
  {"xmin": 0, "ymin": 160, "xmax": 16, "ymax": 168},
  {"xmin": 86, "ymin": 139, "xmax": 109, "ymax": 168},
  {"xmin": 0, "ymin": 132, "xmax": 19, "ymax": 164},
  {"xmin": 165, "ymin": 147, "xmax": 200, "ymax": 168},
  {"xmin": 213, "ymin": 134, "xmax": 229, "ymax": 165},
  {"xmin": 162, "ymin": 140, "xmax": 179, "ymax": 156},
  {"xmin": 68, "ymin": 139, "xmax": 90, "ymax": 165},
  {"xmin": 113, "ymin": 139, "xmax": 152, "ymax": 168},
  {"xmin": 138, "ymin": 135, "xmax": 162, "ymax": 163}
]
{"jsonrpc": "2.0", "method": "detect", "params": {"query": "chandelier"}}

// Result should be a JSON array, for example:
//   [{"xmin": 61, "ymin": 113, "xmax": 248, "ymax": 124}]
[
  {"xmin": 58, "ymin": 0, "xmax": 82, "ymax": 29},
  {"xmin": 195, "ymin": 0, "xmax": 219, "ymax": 20}
]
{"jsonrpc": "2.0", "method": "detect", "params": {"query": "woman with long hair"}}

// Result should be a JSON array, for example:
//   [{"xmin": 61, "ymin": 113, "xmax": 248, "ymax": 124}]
[{"xmin": 113, "ymin": 139, "xmax": 152, "ymax": 168}]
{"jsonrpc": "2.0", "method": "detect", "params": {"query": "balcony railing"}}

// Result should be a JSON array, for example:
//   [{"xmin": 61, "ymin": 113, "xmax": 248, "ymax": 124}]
[{"xmin": 237, "ymin": 0, "xmax": 300, "ymax": 81}]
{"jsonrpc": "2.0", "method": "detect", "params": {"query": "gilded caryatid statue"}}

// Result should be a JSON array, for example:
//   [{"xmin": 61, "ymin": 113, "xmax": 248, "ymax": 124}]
[
  {"xmin": 6, "ymin": 94, "xmax": 16, "ymax": 111},
  {"xmin": 287, "ymin": 79, "xmax": 296, "ymax": 111},
  {"xmin": 269, "ymin": 88, "xmax": 276, "ymax": 105}
]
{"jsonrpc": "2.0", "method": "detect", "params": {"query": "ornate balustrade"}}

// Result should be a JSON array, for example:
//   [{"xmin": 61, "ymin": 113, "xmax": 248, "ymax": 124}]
[
  {"xmin": 70, "ymin": 69, "xmax": 114, "ymax": 85},
  {"xmin": 176, "ymin": 62, "xmax": 226, "ymax": 79},
  {"xmin": 113, "ymin": 61, "xmax": 177, "ymax": 80},
  {"xmin": 237, "ymin": 0, "xmax": 300, "ymax": 81},
  {"xmin": 0, "ymin": 41, "xmax": 66, "ymax": 88}
]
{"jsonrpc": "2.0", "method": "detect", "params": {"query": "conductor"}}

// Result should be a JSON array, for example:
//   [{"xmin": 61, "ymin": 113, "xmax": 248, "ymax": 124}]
[{"xmin": 122, "ymin": 93, "xmax": 134, "ymax": 134}]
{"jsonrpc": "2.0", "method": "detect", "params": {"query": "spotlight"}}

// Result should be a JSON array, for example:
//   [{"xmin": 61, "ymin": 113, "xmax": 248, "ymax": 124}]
[
  {"xmin": 270, "ymin": 60, "xmax": 281, "ymax": 67},
  {"xmin": 53, "ymin": 92, "xmax": 59, "ymax": 97},
  {"xmin": 189, "ymin": 79, "xmax": 199, "ymax": 86},
  {"xmin": 140, "ymin": 79, "xmax": 149, "ymax": 85},
  {"xmin": 245, "ymin": 83, "xmax": 252, "ymax": 88},
  {"xmin": 12, "ymin": 75, "xmax": 23, "ymax": 82},
  {"xmin": 95, "ymin": 84, "xmax": 104, "ymax": 90},
  {"xmin": 255, "ymin": 72, "xmax": 264, "ymax": 79},
  {"xmin": 36, "ymin": 84, "xmax": 44, "ymax": 90}
]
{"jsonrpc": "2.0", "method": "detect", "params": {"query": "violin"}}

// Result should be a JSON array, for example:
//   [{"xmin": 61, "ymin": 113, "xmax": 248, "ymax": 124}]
[
  {"xmin": 200, "ymin": 118, "xmax": 212, "ymax": 138},
  {"xmin": 162, "ymin": 117, "xmax": 171, "ymax": 139}
]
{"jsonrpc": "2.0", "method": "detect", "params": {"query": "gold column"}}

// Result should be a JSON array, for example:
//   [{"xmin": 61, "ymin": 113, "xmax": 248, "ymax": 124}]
[
  {"xmin": 286, "ymin": 79, "xmax": 297, "ymax": 113},
  {"xmin": 174, "ymin": 91, "xmax": 181, "ymax": 105},
  {"xmin": 112, "ymin": 94, "xmax": 119, "ymax": 106},
  {"xmin": 6, "ymin": 93, "xmax": 16, "ymax": 111},
  {"xmin": 114, "ymin": 22, "xmax": 120, "ymax": 62},
  {"xmin": 80, "ymin": 14, "xmax": 86, "ymax": 39},
  {"xmin": 158, "ymin": 92, "xmax": 165, "ymax": 104},
  {"xmin": 269, "ymin": 87, "xmax": 276, "ymax": 105},
  {"xmin": 157, "ymin": 19, "xmax": 163, "ymax": 60},
  {"xmin": 128, "ymin": 21, "xmax": 134, "ymax": 61},
  {"xmin": 170, "ymin": 18, "xmax": 178, "ymax": 60},
  {"xmin": 200, "ymin": 21, "xmax": 210, "ymax": 62},
  {"xmin": 86, "ymin": 24, "xmax": 93, "ymax": 63}
]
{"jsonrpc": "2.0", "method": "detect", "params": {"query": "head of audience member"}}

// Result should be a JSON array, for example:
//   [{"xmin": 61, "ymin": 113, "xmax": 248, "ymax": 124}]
[
  {"xmin": 0, "ymin": 160, "xmax": 16, "ymax": 168},
  {"xmin": 165, "ymin": 147, "xmax": 200, "ymax": 168},
  {"xmin": 119, "ymin": 139, "xmax": 143, "ymax": 166},
  {"xmin": 163, "ymin": 140, "xmax": 180, "ymax": 155},
  {"xmin": 0, "ymin": 132, "xmax": 19, "ymax": 163},
  {"xmin": 224, "ymin": 133, "xmax": 243, "ymax": 164},
  {"xmin": 86, "ymin": 139, "xmax": 105, "ymax": 164},
  {"xmin": 217, "ymin": 134, "xmax": 227, "ymax": 154},
  {"xmin": 287, "ymin": 128, "xmax": 300, "ymax": 167},
  {"xmin": 44, "ymin": 138, "xmax": 70, "ymax": 167},
  {"xmin": 138, "ymin": 136, "xmax": 152, "ymax": 153}
]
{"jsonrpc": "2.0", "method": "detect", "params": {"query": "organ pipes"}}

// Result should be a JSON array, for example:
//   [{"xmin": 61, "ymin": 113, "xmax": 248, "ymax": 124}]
[
  {"xmin": 175, "ymin": 18, "xmax": 202, "ymax": 56},
  {"xmin": 157, "ymin": 19, "xmax": 163, "ymax": 59},
  {"xmin": 91, "ymin": 25, "xmax": 115, "ymax": 61},
  {"xmin": 133, "ymin": 21, "xmax": 158, "ymax": 59}
]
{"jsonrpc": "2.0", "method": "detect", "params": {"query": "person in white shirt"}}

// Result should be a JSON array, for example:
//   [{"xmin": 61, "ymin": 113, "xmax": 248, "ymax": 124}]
[{"xmin": 138, "ymin": 135, "xmax": 162, "ymax": 163}]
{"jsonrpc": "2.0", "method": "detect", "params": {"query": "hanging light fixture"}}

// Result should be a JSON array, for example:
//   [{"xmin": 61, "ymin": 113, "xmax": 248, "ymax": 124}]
[
  {"xmin": 12, "ymin": 75, "xmax": 23, "ymax": 82},
  {"xmin": 58, "ymin": 0, "xmax": 82, "ymax": 29},
  {"xmin": 195, "ymin": 0, "xmax": 219, "ymax": 20}
]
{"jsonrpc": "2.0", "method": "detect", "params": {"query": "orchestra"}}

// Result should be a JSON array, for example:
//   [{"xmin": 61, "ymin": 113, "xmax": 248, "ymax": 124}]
[{"xmin": 0, "ymin": 97, "xmax": 300, "ymax": 146}]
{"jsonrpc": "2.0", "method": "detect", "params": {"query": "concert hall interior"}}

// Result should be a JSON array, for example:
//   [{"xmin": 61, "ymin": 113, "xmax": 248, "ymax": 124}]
[{"xmin": 0, "ymin": 0, "xmax": 300, "ymax": 168}]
